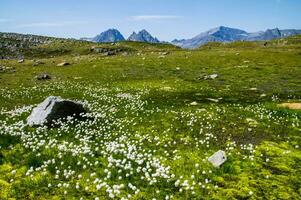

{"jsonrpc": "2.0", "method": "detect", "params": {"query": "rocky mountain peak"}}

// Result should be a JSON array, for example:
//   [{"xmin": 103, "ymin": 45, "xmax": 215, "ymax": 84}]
[
  {"xmin": 128, "ymin": 30, "xmax": 160, "ymax": 43},
  {"xmin": 92, "ymin": 29, "xmax": 125, "ymax": 43}
]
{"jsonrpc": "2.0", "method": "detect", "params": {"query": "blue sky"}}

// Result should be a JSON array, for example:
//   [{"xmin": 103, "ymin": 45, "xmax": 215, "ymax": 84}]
[{"xmin": 1, "ymin": 0, "xmax": 301, "ymax": 41}]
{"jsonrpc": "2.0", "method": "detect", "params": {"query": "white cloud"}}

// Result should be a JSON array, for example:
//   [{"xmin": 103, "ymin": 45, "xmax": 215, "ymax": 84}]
[{"xmin": 131, "ymin": 15, "xmax": 182, "ymax": 21}]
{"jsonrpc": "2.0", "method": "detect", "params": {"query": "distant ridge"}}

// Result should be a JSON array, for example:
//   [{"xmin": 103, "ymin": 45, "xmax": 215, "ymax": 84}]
[
  {"xmin": 82, "ymin": 26, "xmax": 301, "ymax": 47},
  {"xmin": 171, "ymin": 26, "xmax": 301, "ymax": 48}
]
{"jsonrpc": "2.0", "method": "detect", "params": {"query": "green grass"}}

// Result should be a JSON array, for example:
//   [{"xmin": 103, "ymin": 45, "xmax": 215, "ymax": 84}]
[{"xmin": 0, "ymin": 34, "xmax": 301, "ymax": 199}]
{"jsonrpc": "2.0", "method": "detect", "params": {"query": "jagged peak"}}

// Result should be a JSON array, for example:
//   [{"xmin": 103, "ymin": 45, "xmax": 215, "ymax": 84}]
[
  {"xmin": 139, "ymin": 29, "xmax": 149, "ymax": 34},
  {"xmin": 127, "ymin": 29, "xmax": 160, "ymax": 43},
  {"xmin": 92, "ymin": 28, "xmax": 125, "ymax": 42}
]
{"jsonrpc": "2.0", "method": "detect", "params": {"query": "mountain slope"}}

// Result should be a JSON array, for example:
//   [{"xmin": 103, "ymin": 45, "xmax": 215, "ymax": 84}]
[
  {"xmin": 128, "ymin": 30, "xmax": 160, "ymax": 43},
  {"xmin": 172, "ymin": 26, "xmax": 301, "ymax": 48}
]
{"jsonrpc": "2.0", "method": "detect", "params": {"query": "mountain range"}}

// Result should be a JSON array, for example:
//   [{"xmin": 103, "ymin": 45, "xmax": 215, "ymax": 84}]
[
  {"xmin": 172, "ymin": 26, "xmax": 301, "ymax": 48},
  {"xmin": 81, "ymin": 26, "xmax": 301, "ymax": 48},
  {"xmin": 81, "ymin": 29, "xmax": 159, "ymax": 44}
]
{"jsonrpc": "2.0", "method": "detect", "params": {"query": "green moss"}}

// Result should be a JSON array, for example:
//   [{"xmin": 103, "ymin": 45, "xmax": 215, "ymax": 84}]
[{"xmin": 0, "ymin": 179, "xmax": 11, "ymax": 199}]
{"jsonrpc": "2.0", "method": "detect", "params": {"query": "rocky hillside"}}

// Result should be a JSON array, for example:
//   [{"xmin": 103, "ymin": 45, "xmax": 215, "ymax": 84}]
[
  {"xmin": 0, "ymin": 32, "xmax": 63, "ymax": 59},
  {"xmin": 0, "ymin": 31, "xmax": 178, "ymax": 60}
]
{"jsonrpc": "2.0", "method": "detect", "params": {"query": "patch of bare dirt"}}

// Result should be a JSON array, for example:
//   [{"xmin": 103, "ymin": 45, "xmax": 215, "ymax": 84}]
[{"xmin": 278, "ymin": 103, "xmax": 301, "ymax": 110}]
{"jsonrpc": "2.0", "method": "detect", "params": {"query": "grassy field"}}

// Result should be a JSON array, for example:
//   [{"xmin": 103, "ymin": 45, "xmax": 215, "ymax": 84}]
[{"xmin": 0, "ymin": 35, "xmax": 301, "ymax": 199}]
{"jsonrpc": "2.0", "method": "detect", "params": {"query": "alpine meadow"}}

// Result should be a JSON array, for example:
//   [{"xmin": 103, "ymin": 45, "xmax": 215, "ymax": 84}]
[{"xmin": 0, "ymin": 1, "xmax": 301, "ymax": 199}]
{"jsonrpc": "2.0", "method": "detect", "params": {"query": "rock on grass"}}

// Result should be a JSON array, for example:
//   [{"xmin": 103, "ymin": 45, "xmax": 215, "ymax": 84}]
[{"xmin": 27, "ymin": 96, "xmax": 86, "ymax": 126}]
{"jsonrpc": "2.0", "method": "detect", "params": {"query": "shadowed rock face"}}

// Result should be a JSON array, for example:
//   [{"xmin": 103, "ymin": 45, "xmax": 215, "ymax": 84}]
[{"xmin": 27, "ymin": 96, "xmax": 86, "ymax": 126}]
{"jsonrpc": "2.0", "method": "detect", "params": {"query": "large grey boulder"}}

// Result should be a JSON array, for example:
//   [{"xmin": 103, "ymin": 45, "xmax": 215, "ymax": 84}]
[
  {"xmin": 208, "ymin": 150, "xmax": 227, "ymax": 167},
  {"xmin": 27, "ymin": 96, "xmax": 86, "ymax": 126}
]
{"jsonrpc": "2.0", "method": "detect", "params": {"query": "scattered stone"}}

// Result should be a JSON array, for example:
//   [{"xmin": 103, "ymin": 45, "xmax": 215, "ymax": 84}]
[
  {"xmin": 206, "ymin": 98, "xmax": 219, "ymax": 103},
  {"xmin": 0, "ymin": 66, "xmax": 15, "ymax": 73},
  {"xmin": 27, "ymin": 96, "xmax": 86, "ymax": 126},
  {"xmin": 176, "ymin": 67, "xmax": 181, "ymax": 70},
  {"xmin": 190, "ymin": 101, "xmax": 198, "ymax": 106},
  {"xmin": 18, "ymin": 59, "xmax": 24, "ymax": 63},
  {"xmin": 92, "ymin": 47, "xmax": 105, "ymax": 53},
  {"xmin": 160, "ymin": 52, "xmax": 169, "ymax": 56},
  {"xmin": 57, "ymin": 62, "xmax": 70, "ymax": 66},
  {"xmin": 122, "ymin": 52, "xmax": 129, "ymax": 56},
  {"xmin": 278, "ymin": 103, "xmax": 301, "ymax": 110},
  {"xmin": 35, "ymin": 60, "xmax": 45, "ymax": 65},
  {"xmin": 36, "ymin": 73, "xmax": 51, "ymax": 80},
  {"xmin": 161, "ymin": 87, "xmax": 172, "ymax": 91},
  {"xmin": 260, "ymin": 93, "xmax": 267, "ymax": 98},
  {"xmin": 204, "ymin": 74, "xmax": 218, "ymax": 80},
  {"xmin": 208, "ymin": 150, "xmax": 227, "ymax": 167},
  {"xmin": 103, "ymin": 51, "xmax": 116, "ymax": 56},
  {"xmin": 249, "ymin": 88, "xmax": 258, "ymax": 91}
]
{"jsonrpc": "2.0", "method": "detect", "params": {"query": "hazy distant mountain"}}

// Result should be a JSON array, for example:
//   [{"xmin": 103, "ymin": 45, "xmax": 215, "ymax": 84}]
[
  {"xmin": 91, "ymin": 29, "xmax": 125, "ymax": 43},
  {"xmin": 246, "ymin": 28, "xmax": 282, "ymax": 41},
  {"xmin": 80, "ymin": 37, "xmax": 93, "ymax": 42},
  {"xmin": 172, "ymin": 26, "xmax": 301, "ymax": 48},
  {"xmin": 128, "ymin": 30, "xmax": 160, "ymax": 43},
  {"xmin": 280, "ymin": 29, "xmax": 301, "ymax": 37},
  {"xmin": 172, "ymin": 26, "xmax": 247, "ymax": 48}
]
